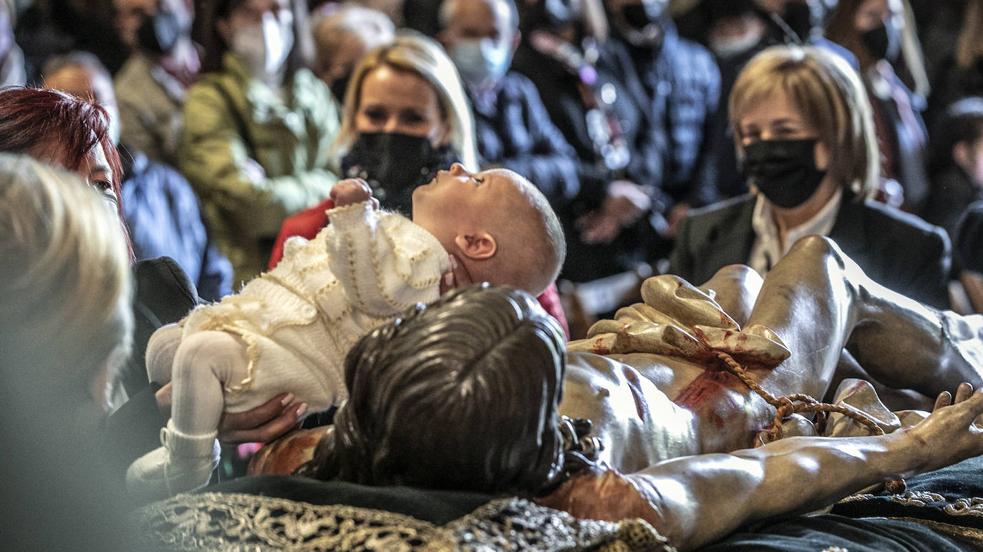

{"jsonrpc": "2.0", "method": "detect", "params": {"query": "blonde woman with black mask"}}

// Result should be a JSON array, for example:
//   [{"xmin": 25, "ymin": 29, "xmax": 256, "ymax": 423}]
[{"xmin": 670, "ymin": 45, "xmax": 951, "ymax": 308}]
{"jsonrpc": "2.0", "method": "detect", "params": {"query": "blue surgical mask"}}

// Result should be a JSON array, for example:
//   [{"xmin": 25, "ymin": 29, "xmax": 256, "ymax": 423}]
[{"xmin": 450, "ymin": 38, "xmax": 511, "ymax": 87}]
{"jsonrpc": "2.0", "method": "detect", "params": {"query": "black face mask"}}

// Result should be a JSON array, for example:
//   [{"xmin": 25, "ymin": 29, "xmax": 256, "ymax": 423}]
[
  {"xmin": 742, "ymin": 138, "xmax": 827, "ymax": 209},
  {"xmin": 861, "ymin": 20, "xmax": 901, "ymax": 63},
  {"xmin": 136, "ymin": 9, "xmax": 182, "ymax": 55},
  {"xmin": 341, "ymin": 132, "xmax": 458, "ymax": 215},
  {"xmin": 329, "ymin": 75, "xmax": 350, "ymax": 104},
  {"xmin": 621, "ymin": 3, "xmax": 658, "ymax": 31}
]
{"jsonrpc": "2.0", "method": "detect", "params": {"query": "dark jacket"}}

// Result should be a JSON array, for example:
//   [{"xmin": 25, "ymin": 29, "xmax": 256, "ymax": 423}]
[
  {"xmin": 511, "ymin": 36, "xmax": 670, "ymax": 281},
  {"xmin": 511, "ymin": 37, "xmax": 661, "ymax": 196},
  {"xmin": 925, "ymin": 56, "xmax": 983, "ymax": 131},
  {"xmin": 119, "ymin": 257, "xmax": 200, "ymax": 397},
  {"xmin": 471, "ymin": 71, "xmax": 587, "ymax": 205},
  {"xmin": 956, "ymin": 201, "xmax": 983, "ymax": 274},
  {"xmin": 613, "ymin": 20, "xmax": 721, "ymax": 208},
  {"xmin": 104, "ymin": 258, "xmax": 198, "ymax": 497},
  {"xmin": 122, "ymin": 151, "xmax": 234, "ymax": 301},
  {"xmin": 669, "ymin": 194, "xmax": 952, "ymax": 309},
  {"xmin": 922, "ymin": 167, "xmax": 983, "ymax": 241}
]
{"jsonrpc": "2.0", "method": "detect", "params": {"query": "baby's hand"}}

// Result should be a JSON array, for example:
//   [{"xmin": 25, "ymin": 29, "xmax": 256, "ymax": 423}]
[{"xmin": 330, "ymin": 178, "xmax": 375, "ymax": 207}]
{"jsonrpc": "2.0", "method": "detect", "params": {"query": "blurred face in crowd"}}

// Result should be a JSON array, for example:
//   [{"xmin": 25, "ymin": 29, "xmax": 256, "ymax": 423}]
[
  {"xmin": 319, "ymin": 32, "xmax": 373, "ymax": 90},
  {"xmin": 707, "ymin": 13, "xmax": 767, "ymax": 59},
  {"xmin": 217, "ymin": 0, "xmax": 294, "ymax": 78},
  {"xmin": 737, "ymin": 88, "xmax": 837, "ymax": 214},
  {"xmin": 356, "ymin": 0, "xmax": 405, "ymax": 25},
  {"xmin": 114, "ymin": 0, "xmax": 157, "ymax": 49},
  {"xmin": 220, "ymin": 0, "xmax": 292, "ymax": 35},
  {"xmin": 853, "ymin": 0, "xmax": 902, "ymax": 33},
  {"xmin": 42, "ymin": 66, "xmax": 120, "ymax": 209},
  {"xmin": 853, "ymin": 0, "xmax": 903, "ymax": 63},
  {"xmin": 604, "ymin": 0, "xmax": 669, "ymax": 47},
  {"xmin": 956, "ymin": 136, "xmax": 983, "ymax": 188},
  {"xmin": 355, "ymin": 64, "xmax": 449, "ymax": 146},
  {"xmin": 440, "ymin": 0, "xmax": 517, "ymax": 88},
  {"xmin": 114, "ymin": 0, "xmax": 192, "ymax": 53}
]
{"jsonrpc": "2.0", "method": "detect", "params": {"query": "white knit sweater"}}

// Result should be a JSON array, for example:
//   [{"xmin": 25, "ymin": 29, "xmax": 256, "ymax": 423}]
[{"xmin": 181, "ymin": 201, "xmax": 450, "ymax": 412}]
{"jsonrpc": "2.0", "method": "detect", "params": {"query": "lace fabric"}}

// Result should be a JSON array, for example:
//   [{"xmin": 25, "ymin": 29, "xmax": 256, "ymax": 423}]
[{"xmin": 138, "ymin": 492, "xmax": 676, "ymax": 551}]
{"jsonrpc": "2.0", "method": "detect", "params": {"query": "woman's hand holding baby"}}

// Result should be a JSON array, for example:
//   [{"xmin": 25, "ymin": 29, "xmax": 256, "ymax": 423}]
[{"xmin": 331, "ymin": 178, "xmax": 379, "ymax": 209}]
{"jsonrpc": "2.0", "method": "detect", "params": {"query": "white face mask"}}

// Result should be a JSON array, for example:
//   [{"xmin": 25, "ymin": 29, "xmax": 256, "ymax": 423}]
[
  {"xmin": 450, "ymin": 37, "xmax": 511, "ymax": 88},
  {"xmin": 709, "ymin": 29, "xmax": 762, "ymax": 60},
  {"xmin": 231, "ymin": 12, "xmax": 294, "ymax": 82}
]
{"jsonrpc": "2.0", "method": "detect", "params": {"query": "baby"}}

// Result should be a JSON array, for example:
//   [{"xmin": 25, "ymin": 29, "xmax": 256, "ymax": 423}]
[{"xmin": 127, "ymin": 164, "xmax": 566, "ymax": 498}]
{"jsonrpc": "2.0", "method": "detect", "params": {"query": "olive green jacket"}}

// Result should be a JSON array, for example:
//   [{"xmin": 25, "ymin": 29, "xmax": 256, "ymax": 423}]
[{"xmin": 180, "ymin": 53, "xmax": 339, "ymax": 283}]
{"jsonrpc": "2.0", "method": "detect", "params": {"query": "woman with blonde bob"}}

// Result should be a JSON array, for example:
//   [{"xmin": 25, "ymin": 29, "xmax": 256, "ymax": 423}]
[
  {"xmin": 670, "ymin": 45, "xmax": 951, "ymax": 308},
  {"xmin": 269, "ymin": 32, "xmax": 477, "ymax": 255},
  {"xmin": 332, "ymin": 31, "xmax": 478, "ymax": 214}
]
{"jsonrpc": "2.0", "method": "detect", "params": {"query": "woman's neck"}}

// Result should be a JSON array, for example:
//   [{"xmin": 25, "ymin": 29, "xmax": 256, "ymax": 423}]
[{"xmin": 769, "ymin": 177, "xmax": 840, "ymax": 245}]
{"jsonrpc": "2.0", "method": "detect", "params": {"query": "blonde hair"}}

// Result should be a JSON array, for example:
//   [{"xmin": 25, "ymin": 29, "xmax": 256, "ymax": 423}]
[
  {"xmin": 332, "ymin": 31, "xmax": 479, "ymax": 171},
  {"xmin": 0, "ymin": 154, "xmax": 132, "ymax": 406},
  {"xmin": 729, "ymin": 46, "xmax": 879, "ymax": 199},
  {"xmin": 956, "ymin": 0, "xmax": 983, "ymax": 70}
]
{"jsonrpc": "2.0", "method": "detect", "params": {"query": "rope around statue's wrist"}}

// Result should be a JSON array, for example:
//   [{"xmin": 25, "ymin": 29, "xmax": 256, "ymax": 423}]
[{"xmin": 713, "ymin": 351, "xmax": 907, "ymax": 494}]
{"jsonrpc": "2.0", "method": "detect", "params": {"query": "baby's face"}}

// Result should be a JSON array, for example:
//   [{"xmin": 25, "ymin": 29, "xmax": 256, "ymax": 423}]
[{"xmin": 412, "ymin": 163, "xmax": 524, "ymax": 236}]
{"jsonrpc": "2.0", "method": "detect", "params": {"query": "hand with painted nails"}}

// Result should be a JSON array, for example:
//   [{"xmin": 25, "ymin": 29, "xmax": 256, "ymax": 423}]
[{"xmin": 217, "ymin": 393, "xmax": 308, "ymax": 445}]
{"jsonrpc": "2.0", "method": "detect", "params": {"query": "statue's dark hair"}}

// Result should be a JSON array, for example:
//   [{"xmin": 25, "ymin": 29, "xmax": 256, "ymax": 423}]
[{"xmin": 301, "ymin": 284, "xmax": 567, "ymax": 496}]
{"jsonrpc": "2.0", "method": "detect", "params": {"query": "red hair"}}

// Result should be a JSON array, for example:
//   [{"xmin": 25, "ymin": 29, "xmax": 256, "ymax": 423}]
[{"xmin": 0, "ymin": 87, "xmax": 132, "ymax": 259}]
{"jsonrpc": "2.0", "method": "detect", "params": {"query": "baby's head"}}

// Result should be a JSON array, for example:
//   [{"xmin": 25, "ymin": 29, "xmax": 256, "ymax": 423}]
[{"xmin": 412, "ymin": 164, "xmax": 565, "ymax": 296}]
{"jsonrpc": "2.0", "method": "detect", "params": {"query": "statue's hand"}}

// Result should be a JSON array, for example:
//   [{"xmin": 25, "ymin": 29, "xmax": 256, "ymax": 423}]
[{"xmin": 904, "ymin": 383, "xmax": 983, "ymax": 474}]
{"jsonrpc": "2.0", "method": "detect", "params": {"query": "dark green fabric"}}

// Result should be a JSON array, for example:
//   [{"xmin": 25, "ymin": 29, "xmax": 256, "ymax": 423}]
[{"xmin": 702, "ymin": 514, "xmax": 973, "ymax": 551}]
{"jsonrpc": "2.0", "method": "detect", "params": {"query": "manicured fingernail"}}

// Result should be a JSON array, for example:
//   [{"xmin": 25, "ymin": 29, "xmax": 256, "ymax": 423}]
[
  {"xmin": 296, "ymin": 403, "xmax": 308, "ymax": 417},
  {"xmin": 281, "ymin": 393, "xmax": 295, "ymax": 406}
]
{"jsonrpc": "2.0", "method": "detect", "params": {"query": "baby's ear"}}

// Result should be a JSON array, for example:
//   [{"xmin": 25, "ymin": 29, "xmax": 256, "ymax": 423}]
[{"xmin": 454, "ymin": 232, "xmax": 497, "ymax": 260}]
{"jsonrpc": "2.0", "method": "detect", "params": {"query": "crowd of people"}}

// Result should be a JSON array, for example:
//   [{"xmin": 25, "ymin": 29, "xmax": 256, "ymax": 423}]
[{"xmin": 3, "ymin": 0, "xmax": 983, "ymax": 550}]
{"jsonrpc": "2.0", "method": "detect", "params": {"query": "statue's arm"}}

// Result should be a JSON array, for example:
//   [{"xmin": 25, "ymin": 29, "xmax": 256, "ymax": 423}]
[{"xmin": 632, "ymin": 389, "xmax": 983, "ymax": 551}]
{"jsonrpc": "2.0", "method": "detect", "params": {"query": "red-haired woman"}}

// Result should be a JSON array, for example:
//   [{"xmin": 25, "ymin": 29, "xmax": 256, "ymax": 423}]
[
  {"xmin": 0, "ymin": 87, "xmax": 131, "ymax": 252},
  {"xmin": 0, "ymin": 87, "xmax": 302, "ymax": 472}
]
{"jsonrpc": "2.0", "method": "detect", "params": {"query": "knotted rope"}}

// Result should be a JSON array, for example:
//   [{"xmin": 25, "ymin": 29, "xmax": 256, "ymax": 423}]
[{"xmin": 714, "ymin": 351, "xmax": 906, "ymax": 493}]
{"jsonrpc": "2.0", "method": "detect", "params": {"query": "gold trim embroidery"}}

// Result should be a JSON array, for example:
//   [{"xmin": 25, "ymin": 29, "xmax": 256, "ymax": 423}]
[{"xmin": 138, "ymin": 493, "xmax": 676, "ymax": 551}]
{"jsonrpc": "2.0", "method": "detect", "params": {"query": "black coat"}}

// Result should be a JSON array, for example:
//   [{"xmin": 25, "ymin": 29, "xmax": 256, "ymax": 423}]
[
  {"xmin": 956, "ymin": 201, "xmax": 983, "ymax": 274},
  {"xmin": 669, "ymin": 195, "xmax": 952, "ymax": 309},
  {"xmin": 922, "ymin": 167, "xmax": 983, "ymax": 241}
]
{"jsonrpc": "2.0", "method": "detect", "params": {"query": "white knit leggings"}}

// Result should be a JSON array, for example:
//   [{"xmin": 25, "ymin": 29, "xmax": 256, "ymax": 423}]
[{"xmin": 146, "ymin": 324, "xmax": 250, "ymax": 438}]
